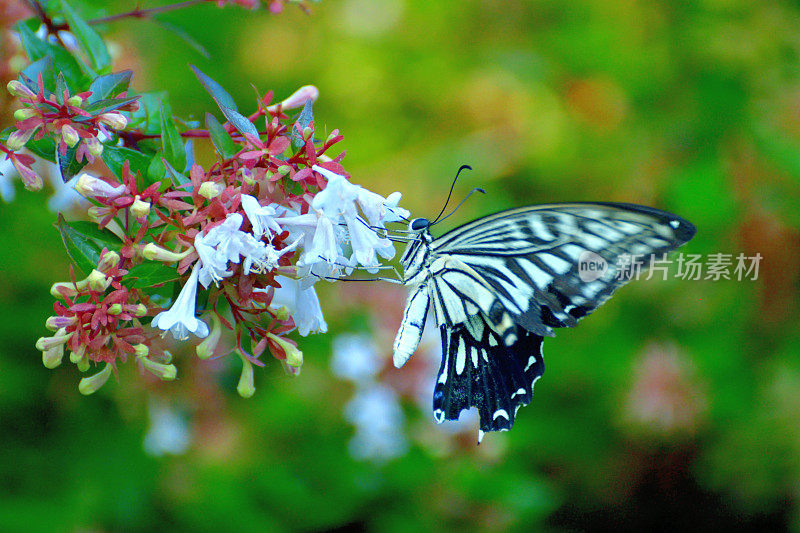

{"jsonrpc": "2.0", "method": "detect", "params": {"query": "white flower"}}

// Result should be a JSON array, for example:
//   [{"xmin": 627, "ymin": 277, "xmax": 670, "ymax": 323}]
[
  {"xmin": 344, "ymin": 214, "xmax": 396, "ymax": 272},
  {"xmin": 143, "ymin": 401, "xmax": 191, "ymax": 457},
  {"xmin": 0, "ymin": 157, "xmax": 16, "ymax": 202},
  {"xmin": 50, "ymin": 174, "xmax": 89, "ymax": 212},
  {"xmin": 331, "ymin": 333, "xmax": 380, "ymax": 383},
  {"xmin": 195, "ymin": 213, "xmax": 268, "ymax": 288},
  {"xmin": 356, "ymin": 189, "xmax": 410, "ymax": 226},
  {"xmin": 276, "ymin": 165, "xmax": 409, "ymax": 276},
  {"xmin": 241, "ymin": 194, "xmax": 284, "ymax": 238},
  {"xmin": 266, "ymin": 276, "xmax": 328, "ymax": 336},
  {"xmin": 276, "ymin": 211, "xmax": 352, "ymax": 281},
  {"xmin": 151, "ymin": 264, "xmax": 209, "ymax": 340},
  {"xmin": 311, "ymin": 166, "xmax": 360, "ymax": 217},
  {"xmin": 313, "ymin": 164, "xmax": 410, "ymax": 226},
  {"xmin": 345, "ymin": 383, "xmax": 408, "ymax": 462}
]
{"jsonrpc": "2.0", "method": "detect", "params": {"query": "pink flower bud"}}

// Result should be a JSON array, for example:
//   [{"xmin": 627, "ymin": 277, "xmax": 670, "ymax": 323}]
[
  {"xmin": 84, "ymin": 136, "xmax": 104, "ymax": 157},
  {"xmin": 198, "ymin": 181, "xmax": 223, "ymax": 200},
  {"xmin": 12, "ymin": 157, "xmax": 43, "ymax": 191},
  {"xmin": 6, "ymin": 129, "xmax": 34, "ymax": 151},
  {"xmin": 78, "ymin": 363, "xmax": 113, "ymax": 395},
  {"xmin": 13, "ymin": 108, "xmax": 36, "ymax": 121},
  {"xmin": 269, "ymin": 85, "xmax": 319, "ymax": 112},
  {"xmin": 7, "ymin": 80, "xmax": 35, "ymax": 98},
  {"xmin": 196, "ymin": 314, "xmax": 222, "ymax": 360},
  {"xmin": 130, "ymin": 195, "xmax": 151, "ymax": 218},
  {"xmin": 142, "ymin": 243, "xmax": 190, "ymax": 262},
  {"xmin": 45, "ymin": 315, "xmax": 76, "ymax": 331},
  {"xmin": 239, "ymin": 167, "xmax": 255, "ymax": 186},
  {"xmin": 98, "ymin": 112, "xmax": 128, "ymax": 130},
  {"xmin": 138, "ymin": 355, "xmax": 177, "ymax": 380},
  {"xmin": 98, "ymin": 250, "xmax": 121, "ymax": 271},
  {"xmin": 75, "ymin": 173, "xmax": 125, "ymax": 199},
  {"xmin": 61, "ymin": 124, "xmax": 80, "ymax": 148},
  {"xmin": 42, "ymin": 344, "xmax": 64, "ymax": 369},
  {"xmin": 237, "ymin": 355, "xmax": 255, "ymax": 398}
]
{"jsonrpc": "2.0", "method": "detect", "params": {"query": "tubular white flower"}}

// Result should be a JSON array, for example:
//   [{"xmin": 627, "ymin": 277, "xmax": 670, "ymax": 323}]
[
  {"xmin": 151, "ymin": 264, "xmax": 209, "ymax": 340},
  {"xmin": 74, "ymin": 173, "xmax": 125, "ymax": 199},
  {"xmin": 259, "ymin": 276, "xmax": 328, "ymax": 336},
  {"xmin": 345, "ymin": 214, "xmax": 395, "ymax": 272},
  {"xmin": 195, "ymin": 214, "xmax": 249, "ymax": 287},
  {"xmin": 241, "ymin": 195, "xmax": 284, "ymax": 238},
  {"xmin": 308, "ymin": 165, "xmax": 407, "ymax": 271}
]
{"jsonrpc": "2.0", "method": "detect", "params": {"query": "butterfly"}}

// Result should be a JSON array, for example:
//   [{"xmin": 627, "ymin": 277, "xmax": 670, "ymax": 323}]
[{"xmin": 391, "ymin": 199, "xmax": 696, "ymax": 442}]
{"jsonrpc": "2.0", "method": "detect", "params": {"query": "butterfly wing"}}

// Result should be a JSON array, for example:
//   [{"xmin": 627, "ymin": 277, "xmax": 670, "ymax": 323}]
[
  {"xmin": 433, "ymin": 313, "xmax": 544, "ymax": 439},
  {"xmin": 429, "ymin": 202, "xmax": 696, "ymax": 337}
]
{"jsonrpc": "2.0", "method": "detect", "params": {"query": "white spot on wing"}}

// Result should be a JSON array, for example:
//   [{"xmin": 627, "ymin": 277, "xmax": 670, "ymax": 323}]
[
  {"xmin": 511, "ymin": 388, "xmax": 527, "ymax": 399},
  {"xmin": 493, "ymin": 409, "xmax": 509, "ymax": 420},
  {"xmin": 670, "ymin": 220, "xmax": 680, "ymax": 229},
  {"xmin": 455, "ymin": 336, "xmax": 466, "ymax": 375}
]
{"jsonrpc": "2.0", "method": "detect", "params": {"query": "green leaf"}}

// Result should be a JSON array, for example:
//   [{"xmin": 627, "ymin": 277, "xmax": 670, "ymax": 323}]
[
  {"xmin": 291, "ymin": 100, "xmax": 314, "ymax": 149},
  {"xmin": 56, "ymin": 216, "xmax": 119, "ymax": 275},
  {"xmin": 129, "ymin": 92, "xmax": 166, "ymax": 134},
  {"xmin": 190, "ymin": 64, "xmax": 259, "ymax": 139},
  {"xmin": 163, "ymin": 159, "xmax": 190, "ymax": 187},
  {"xmin": 83, "ymin": 96, "xmax": 139, "ymax": 116},
  {"xmin": 16, "ymin": 22, "xmax": 87, "ymax": 88},
  {"xmin": 147, "ymin": 153, "xmax": 167, "ymax": 184},
  {"xmin": 55, "ymin": 72, "xmax": 68, "ymax": 103},
  {"xmin": 56, "ymin": 144, "xmax": 87, "ymax": 182},
  {"xmin": 20, "ymin": 56, "xmax": 56, "ymax": 94},
  {"xmin": 102, "ymin": 145, "xmax": 152, "ymax": 181},
  {"xmin": 205, "ymin": 112, "xmax": 239, "ymax": 159},
  {"xmin": 159, "ymin": 102, "xmax": 187, "ymax": 172},
  {"xmin": 125, "ymin": 262, "xmax": 181, "ymax": 289},
  {"xmin": 24, "ymin": 136, "xmax": 57, "ymax": 162},
  {"xmin": 60, "ymin": 0, "xmax": 111, "ymax": 71},
  {"xmin": 88, "ymin": 71, "xmax": 132, "ymax": 103}
]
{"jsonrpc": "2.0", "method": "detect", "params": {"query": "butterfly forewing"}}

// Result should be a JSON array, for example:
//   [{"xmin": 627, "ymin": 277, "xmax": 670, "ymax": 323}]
[{"xmin": 430, "ymin": 203, "xmax": 695, "ymax": 337}]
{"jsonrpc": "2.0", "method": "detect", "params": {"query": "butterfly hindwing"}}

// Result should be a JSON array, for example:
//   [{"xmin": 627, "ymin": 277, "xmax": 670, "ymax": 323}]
[{"xmin": 433, "ymin": 314, "xmax": 545, "ymax": 435}]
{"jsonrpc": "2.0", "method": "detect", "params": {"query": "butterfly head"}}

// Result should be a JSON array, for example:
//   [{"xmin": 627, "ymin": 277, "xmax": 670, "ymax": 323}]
[{"xmin": 409, "ymin": 218, "xmax": 433, "ymax": 242}]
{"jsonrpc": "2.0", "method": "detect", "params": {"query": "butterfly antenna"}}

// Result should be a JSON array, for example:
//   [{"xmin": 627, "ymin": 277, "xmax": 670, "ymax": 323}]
[
  {"xmin": 431, "ymin": 187, "xmax": 486, "ymax": 226},
  {"xmin": 431, "ymin": 165, "xmax": 472, "ymax": 225}
]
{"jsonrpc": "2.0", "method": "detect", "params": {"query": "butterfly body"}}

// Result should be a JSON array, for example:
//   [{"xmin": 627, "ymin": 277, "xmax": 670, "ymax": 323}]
[{"xmin": 393, "ymin": 202, "xmax": 696, "ymax": 440}]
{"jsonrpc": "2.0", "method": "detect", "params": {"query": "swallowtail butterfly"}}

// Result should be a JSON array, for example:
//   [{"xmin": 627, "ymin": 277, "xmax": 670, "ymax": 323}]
[{"xmin": 392, "ymin": 200, "xmax": 696, "ymax": 441}]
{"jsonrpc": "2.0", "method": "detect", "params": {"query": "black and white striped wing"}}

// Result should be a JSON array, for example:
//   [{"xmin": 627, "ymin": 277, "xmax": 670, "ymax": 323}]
[
  {"xmin": 429, "ymin": 202, "xmax": 696, "ymax": 337},
  {"xmin": 433, "ymin": 314, "xmax": 544, "ymax": 440}
]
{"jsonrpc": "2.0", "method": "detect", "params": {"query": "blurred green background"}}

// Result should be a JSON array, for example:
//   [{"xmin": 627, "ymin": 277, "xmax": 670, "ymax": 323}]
[{"xmin": 2, "ymin": 0, "xmax": 800, "ymax": 530}]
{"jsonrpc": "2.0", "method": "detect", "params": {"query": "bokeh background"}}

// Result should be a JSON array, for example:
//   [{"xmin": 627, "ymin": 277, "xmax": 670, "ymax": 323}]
[{"xmin": 2, "ymin": 0, "xmax": 800, "ymax": 530}]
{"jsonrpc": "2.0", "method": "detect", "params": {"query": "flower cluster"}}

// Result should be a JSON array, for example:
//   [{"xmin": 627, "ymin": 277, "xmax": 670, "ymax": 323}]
[
  {"xmin": 11, "ymin": 70, "xmax": 408, "ymax": 395},
  {"xmin": 6, "ymin": 2, "xmax": 410, "ymax": 400},
  {"xmin": 5, "ymin": 76, "xmax": 136, "ymax": 190}
]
